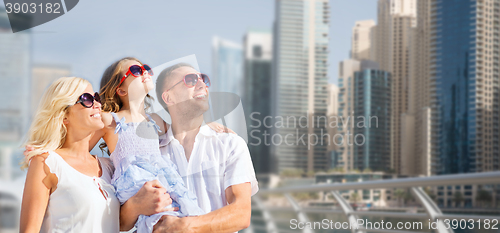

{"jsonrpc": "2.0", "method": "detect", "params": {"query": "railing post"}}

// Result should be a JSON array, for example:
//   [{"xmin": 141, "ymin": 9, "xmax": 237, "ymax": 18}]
[
  {"xmin": 242, "ymin": 224, "xmax": 254, "ymax": 233},
  {"xmin": 252, "ymin": 195, "xmax": 279, "ymax": 233},
  {"xmin": 284, "ymin": 193, "xmax": 314, "ymax": 233},
  {"xmin": 411, "ymin": 187, "xmax": 454, "ymax": 233},
  {"xmin": 331, "ymin": 191, "xmax": 365, "ymax": 233}
]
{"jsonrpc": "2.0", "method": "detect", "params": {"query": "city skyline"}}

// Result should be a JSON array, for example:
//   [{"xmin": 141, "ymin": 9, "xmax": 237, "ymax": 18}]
[
  {"xmin": 1, "ymin": 1, "xmax": 498, "ymax": 176},
  {"xmin": 0, "ymin": 0, "xmax": 377, "ymax": 180},
  {"xmin": 4, "ymin": 1, "xmax": 377, "ymax": 88},
  {"xmin": 335, "ymin": 0, "xmax": 500, "ymax": 177}
]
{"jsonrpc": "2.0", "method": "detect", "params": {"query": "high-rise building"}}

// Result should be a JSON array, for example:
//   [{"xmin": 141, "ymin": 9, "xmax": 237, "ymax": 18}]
[
  {"xmin": 431, "ymin": 0, "xmax": 499, "ymax": 173},
  {"xmin": 353, "ymin": 69, "xmax": 391, "ymax": 172},
  {"xmin": 243, "ymin": 29, "xmax": 274, "ymax": 174},
  {"xmin": 372, "ymin": 0, "xmax": 417, "ymax": 67},
  {"xmin": 403, "ymin": 0, "xmax": 434, "ymax": 176},
  {"xmin": 326, "ymin": 84, "xmax": 339, "ymax": 168},
  {"xmin": 0, "ymin": 11, "xmax": 31, "ymax": 181},
  {"xmin": 211, "ymin": 36, "xmax": 247, "ymax": 138},
  {"xmin": 0, "ymin": 13, "xmax": 31, "ymax": 142},
  {"xmin": 405, "ymin": 0, "xmax": 500, "ymax": 175},
  {"xmin": 272, "ymin": 0, "xmax": 330, "ymax": 173},
  {"xmin": 372, "ymin": 0, "xmax": 417, "ymax": 174},
  {"xmin": 211, "ymin": 36, "xmax": 244, "ymax": 96},
  {"xmin": 31, "ymin": 64, "xmax": 71, "ymax": 114},
  {"xmin": 338, "ymin": 60, "xmax": 387, "ymax": 172},
  {"xmin": 351, "ymin": 20, "xmax": 376, "ymax": 60},
  {"xmin": 337, "ymin": 59, "xmax": 361, "ymax": 171}
]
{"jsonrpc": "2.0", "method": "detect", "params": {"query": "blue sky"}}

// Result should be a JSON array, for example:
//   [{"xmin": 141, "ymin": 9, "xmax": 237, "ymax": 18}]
[{"xmin": 28, "ymin": 0, "xmax": 377, "ymax": 86}]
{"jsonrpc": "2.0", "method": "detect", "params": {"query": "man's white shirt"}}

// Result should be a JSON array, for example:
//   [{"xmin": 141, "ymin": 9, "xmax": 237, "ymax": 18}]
[{"xmin": 159, "ymin": 125, "xmax": 259, "ymax": 213}]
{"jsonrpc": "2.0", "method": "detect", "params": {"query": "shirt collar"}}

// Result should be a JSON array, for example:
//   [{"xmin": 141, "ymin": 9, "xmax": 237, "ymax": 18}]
[
  {"xmin": 198, "ymin": 124, "xmax": 216, "ymax": 136},
  {"xmin": 160, "ymin": 124, "xmax": 215, "ymax": 147}
]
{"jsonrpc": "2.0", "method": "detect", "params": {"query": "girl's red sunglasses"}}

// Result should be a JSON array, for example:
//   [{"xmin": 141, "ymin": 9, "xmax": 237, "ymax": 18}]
[{"xmin": 118, "ymin": 64, "xmax": 153, "ymax": 86}]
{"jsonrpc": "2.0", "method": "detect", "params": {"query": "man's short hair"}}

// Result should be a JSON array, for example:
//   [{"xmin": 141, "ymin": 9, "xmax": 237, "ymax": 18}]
[{"xmin": 156, "ymin": 63, "xmax": 195, "ymax": 111}]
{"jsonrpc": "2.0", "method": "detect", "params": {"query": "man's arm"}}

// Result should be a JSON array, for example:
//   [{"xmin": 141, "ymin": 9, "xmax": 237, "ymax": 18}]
[{"xmin": 153, "ymin": 182, "xmax": 252, "ymax": 233}]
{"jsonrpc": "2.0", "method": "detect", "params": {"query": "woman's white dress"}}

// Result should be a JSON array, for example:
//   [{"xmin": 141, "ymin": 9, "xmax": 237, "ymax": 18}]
[{"xmin": 40, "ymin": 150, "xmax": 120, "ymax": 233}]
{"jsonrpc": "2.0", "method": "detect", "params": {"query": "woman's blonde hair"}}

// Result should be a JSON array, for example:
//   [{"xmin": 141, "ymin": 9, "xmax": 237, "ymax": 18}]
[{"xmin": 21, "ymin": 77, "xmax": 91, "ymax": 169}]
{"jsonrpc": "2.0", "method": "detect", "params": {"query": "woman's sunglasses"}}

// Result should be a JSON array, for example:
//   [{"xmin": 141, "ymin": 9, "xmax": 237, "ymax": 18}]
[
  {"xmin": 166, "ymin": 73, "xmax": 211, "ymax": 92},
  {"xmin": 118, "ymin": 64, "xmax": 153, "ymax": 86},
  {"xmin": 74, "ymin": 92, "xmax": 101, "ymax": 108}
]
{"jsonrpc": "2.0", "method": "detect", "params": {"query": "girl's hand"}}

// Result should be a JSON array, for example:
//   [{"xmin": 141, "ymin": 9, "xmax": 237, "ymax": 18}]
[
  {"xmin": 120, "ymin": 180, "xmax": 177, "ymax": 231},
  {"xmin": 134, "ymin": 180, "xmax": 176, "ymax": 215},
  {"xmin": 207, "ymin": 122, "xmax": 236, "ymax": 134},
  {"xmin": 24, "ymin": 145, "xmax": 35, "ymax": 158}
]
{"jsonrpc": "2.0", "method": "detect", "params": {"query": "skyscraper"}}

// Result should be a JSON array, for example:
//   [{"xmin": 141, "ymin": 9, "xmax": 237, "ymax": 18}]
[
  {"xmin": 403, "ymin": 0, "xmax": 434, "ymax": 176},
  {"xmin": 211, "ymin": 36, "xmax": 247, "ymax": 138},
  {"xmin": 272, "ymin": 0, "xmax": 330, "ymax": 173},
  {"xmin": 372, "ymin": 0, "xmax": 417, "ymax": 174},
  {"xmin": 405, "ymin": 0, "xmax": 500, "ymax": 175},
  {"xmin": 0, "ymin": 11, "xmax": 31, "ymax": 181},
  {"xmin": 432, "ymin": 0, "xmax": 499, "ymax": 173},
  {"xmin": 353, "ymin": 69, "xmax": 391, "ymax": 172},
  {"xmin": 338, "ymin": 59, "xmax": 388, "ymax": 172},
  {"xmin": 326, "ymin": 84, "xmax": 339, "ymax": 169},
  {"xmin": 243, "ymin": 29, "xmax": 274, "ymax": 174},
  {"xmin": 0, "ymin": 12, "xmax": 31, "ymax": 142},
  {"xmin": 337, "ymin": 59, "xmax": 361, "ymax": 171},
  {"xmin": 211, "ymin": 36, "xmax": 244, "ymax": 96},
  {"xmin": 351, "ymin": 20, "xmax": 375, "ymax": 60}
]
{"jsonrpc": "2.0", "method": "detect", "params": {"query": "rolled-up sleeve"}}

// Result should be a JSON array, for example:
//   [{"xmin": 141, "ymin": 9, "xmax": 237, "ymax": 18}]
[{"xmin": 223, "ymin": 136, "xmax": 259, "ymax": 196}]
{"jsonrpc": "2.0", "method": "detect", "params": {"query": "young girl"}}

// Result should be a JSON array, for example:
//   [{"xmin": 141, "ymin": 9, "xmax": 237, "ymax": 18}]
[{"xmin": 92, "ymin": 57, "xmax": 226, "ymax": 232}]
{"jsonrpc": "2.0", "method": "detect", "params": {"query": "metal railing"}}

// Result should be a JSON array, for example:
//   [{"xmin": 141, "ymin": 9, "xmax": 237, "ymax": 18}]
[{"xmin": 248, "ymin": 171, "xmax": 500, "ymax": 233}]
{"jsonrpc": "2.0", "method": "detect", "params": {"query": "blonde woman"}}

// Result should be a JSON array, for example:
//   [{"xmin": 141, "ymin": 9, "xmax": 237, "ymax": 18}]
[{"xmin": 20, "ymin": 77, "xmax": 120, "ymax": 233}]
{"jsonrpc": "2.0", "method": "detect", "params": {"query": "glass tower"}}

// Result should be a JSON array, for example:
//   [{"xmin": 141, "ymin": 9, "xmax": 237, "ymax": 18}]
[
  {"xmin": 211, "ymin": 36, "xmax": 243, "ymax": 96},
  {"xmin": 243, "ymin": 29, "xmax": 274, "ymax": 174},
  {"xmin": 353, "ymin": 69, "xmax": 391, "ymax": 172},
  {"xmin": 272, "ymin": 0, "xmax": 330, "ymax": 173},
  {"xmin": 0, "ymin": 12, "xmax": 31, "ymax": 142},
  {"xmin": 434, "ymin": 0, "xmax": 499, "ymax": 173},
  {"xmin": 0, "ymin": 10, "xmax": 31, "ymax": 181},
  {"xmin": 211, "ymin": 36, "xmax": 247, "ymax": 138}
]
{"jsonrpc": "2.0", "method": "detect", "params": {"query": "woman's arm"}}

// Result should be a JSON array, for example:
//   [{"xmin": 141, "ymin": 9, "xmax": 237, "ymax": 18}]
[{"xmin": 20, "ymin": 154, "xmax": 57, "ymax": 233}]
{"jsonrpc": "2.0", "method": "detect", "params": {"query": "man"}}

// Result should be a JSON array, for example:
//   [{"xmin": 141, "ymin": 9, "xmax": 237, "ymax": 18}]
[{"xmin": 152, "ymin": 63, "xmax": 258, "ymax": 232}]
